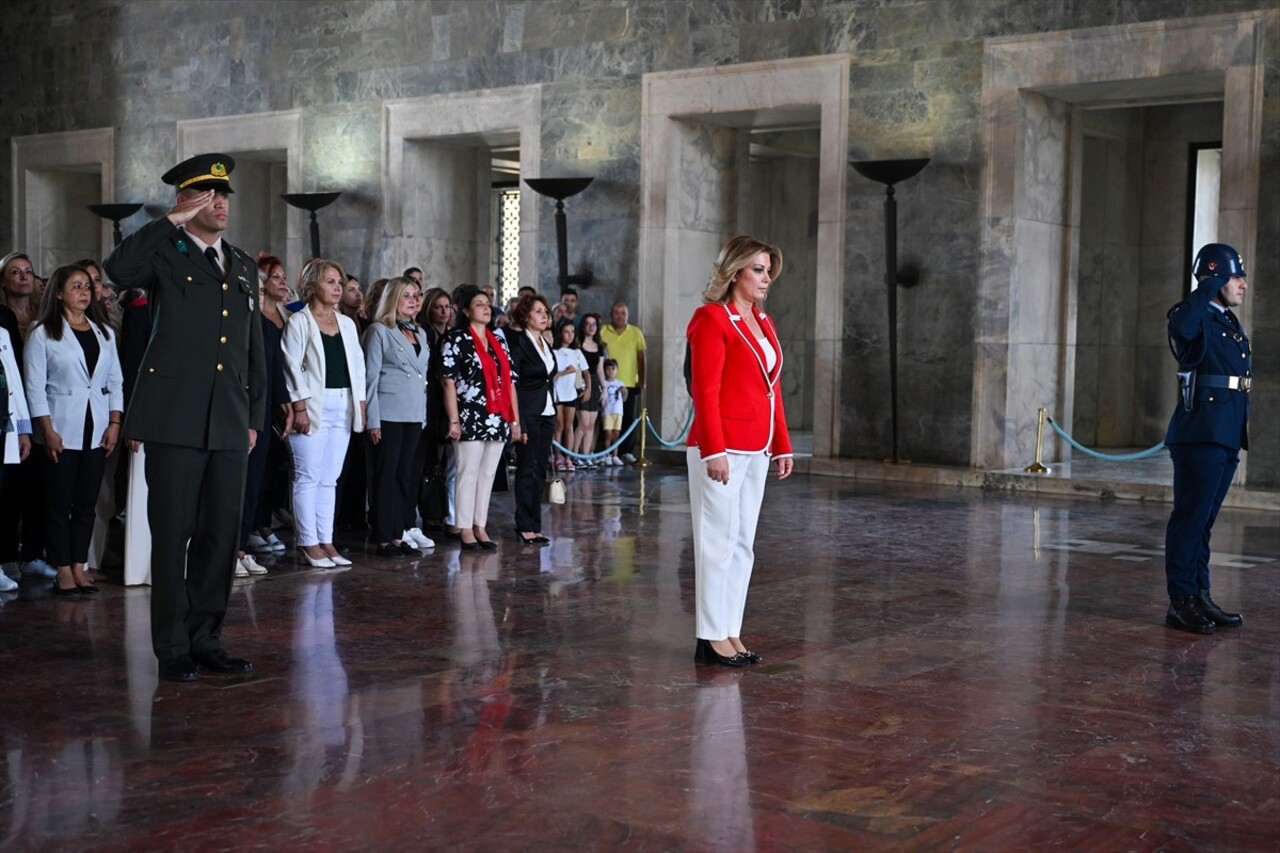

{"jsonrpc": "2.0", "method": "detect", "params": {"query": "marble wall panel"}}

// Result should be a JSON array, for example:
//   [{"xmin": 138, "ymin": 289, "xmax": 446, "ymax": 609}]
[{"xmin": 1, "ymin": 1, "xmax": 1273, "ymax": 480}]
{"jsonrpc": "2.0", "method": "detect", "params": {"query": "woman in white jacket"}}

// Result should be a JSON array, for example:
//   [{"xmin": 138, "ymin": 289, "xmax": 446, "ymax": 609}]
[
  {"xmin": 0, "ymin": 324, "xmax": 31, "ymax": 592},
  {"xmin": 282, "ymin": 260, "xmax": 366, "ymax": 568},
  {"xmin": 24, "ymin": 264, "xmax": 124, "ymax": 596}
]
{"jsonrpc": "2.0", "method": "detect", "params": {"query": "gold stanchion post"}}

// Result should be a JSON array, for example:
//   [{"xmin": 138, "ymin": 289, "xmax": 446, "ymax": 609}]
[
  {"xmin": 635, "ymin": 407, "xmax": 653, "ymax": 468},
  {"xmin": 1023, "ymin": 407, "xmax": 1052, "ymax": 474}
]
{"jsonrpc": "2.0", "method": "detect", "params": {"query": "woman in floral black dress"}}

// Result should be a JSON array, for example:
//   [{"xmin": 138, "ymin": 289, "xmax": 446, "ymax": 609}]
[{"xmin": 440, "ymin": 286, "xmax": 519, "ymax": 551}]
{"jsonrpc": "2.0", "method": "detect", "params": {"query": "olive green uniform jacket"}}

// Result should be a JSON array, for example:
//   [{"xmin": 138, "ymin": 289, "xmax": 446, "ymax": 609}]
[{"xmin": 105, "ymin": 217, "xmax": 266, "ymax": 450}]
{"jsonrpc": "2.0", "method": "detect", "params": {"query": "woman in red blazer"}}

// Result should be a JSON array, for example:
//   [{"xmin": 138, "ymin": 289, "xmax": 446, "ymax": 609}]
[{"xmin": 687, "ymin": 235, "xmax": 794, "ymax": 668}]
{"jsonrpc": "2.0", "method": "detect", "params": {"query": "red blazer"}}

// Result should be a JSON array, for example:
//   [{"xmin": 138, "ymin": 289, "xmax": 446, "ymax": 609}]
[{"xmin": 686, "ymin": 302, "xmax": 793, "ymax": 460}]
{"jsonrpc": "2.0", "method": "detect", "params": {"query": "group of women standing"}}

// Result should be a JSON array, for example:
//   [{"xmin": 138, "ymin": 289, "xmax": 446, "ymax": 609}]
[{"xmin": 4, "ymin": 232, "xmax": 794, "ymax": 678}]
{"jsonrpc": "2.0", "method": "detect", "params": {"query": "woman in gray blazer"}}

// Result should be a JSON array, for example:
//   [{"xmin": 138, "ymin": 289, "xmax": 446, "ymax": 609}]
[
  {"xmin": 363, "ymin": 276, "xmax": 434, "ymax": 557},
  {"xmin": 24, "ymin": 264, "xmax": 124, "ymax": 596}
]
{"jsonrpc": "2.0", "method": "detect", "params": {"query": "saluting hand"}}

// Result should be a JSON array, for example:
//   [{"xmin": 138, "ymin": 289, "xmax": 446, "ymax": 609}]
[{"xmin": 165, "ymin": 189, "xmax": 215, "ymax": 227}]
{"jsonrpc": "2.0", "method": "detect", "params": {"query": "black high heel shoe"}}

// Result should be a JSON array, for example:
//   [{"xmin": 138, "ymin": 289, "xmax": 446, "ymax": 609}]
[{"xmin": 694, "ymin": 638, "xmax": 747, "ymax": 668}]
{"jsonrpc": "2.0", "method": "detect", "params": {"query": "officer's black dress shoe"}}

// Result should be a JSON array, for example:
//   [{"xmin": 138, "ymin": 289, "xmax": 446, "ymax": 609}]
[
  {"xmin": 1196, "ymin": 591, "xmax": 1243, "ymax": 627},
  {"xmin": 192, "ymin": 649, "xmax": 253, "ymax": 674},
  {"xmin": 375, "ymin": 543, "xmax": 404, "ymax": 558},
  {"xmin": 398, "ymin": 541, "xmax": 421, "ymax": 556},
  {"xmin": 1166, "ymin": 596, "xmax": 1215, "ymax": 635},
  {"xmin": 694, "ymin": 638, "xmax": 748, "ymax": 668},
  {"xmin": 158, "ymin": 656, "xmax": 199, "ymax": 683}
]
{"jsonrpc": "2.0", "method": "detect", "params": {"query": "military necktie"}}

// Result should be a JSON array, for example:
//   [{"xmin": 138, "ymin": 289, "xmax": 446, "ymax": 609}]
[{"xmin": 205, "ymin": 246, "xmax": 222, "ymax": 277}]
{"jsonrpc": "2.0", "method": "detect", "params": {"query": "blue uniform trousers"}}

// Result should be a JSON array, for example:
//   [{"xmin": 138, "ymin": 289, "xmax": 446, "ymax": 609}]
[{"xmin": 1165, "ymin": 443, "xmax": 1237, "ymax": 599}]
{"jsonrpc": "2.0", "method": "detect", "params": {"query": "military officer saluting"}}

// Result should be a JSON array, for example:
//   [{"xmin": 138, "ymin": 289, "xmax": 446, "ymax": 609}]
[
  {"xmin": 105, "ymin": 154, "xmax": 267, "ymax": 681},
  {"xmin": 1162, "ymin": 243, "xmax": 1250, "ymax": 635}
]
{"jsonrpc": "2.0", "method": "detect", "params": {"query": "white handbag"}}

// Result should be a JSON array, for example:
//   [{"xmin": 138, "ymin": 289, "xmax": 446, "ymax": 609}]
[{"xmin": 547, "ymin": 477, "xmax": 567, "ymax": 505}]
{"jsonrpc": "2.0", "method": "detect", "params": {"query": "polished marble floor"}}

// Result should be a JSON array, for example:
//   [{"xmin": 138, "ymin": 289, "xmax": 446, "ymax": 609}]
[{"xmin": 1, "ymin": 467, "xmax": 1277, "ymax": 851}]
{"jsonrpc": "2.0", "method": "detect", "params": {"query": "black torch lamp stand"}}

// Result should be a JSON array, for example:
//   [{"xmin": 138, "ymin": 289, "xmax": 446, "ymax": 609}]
[
  {"xmin": 87, "ymin": 203, "xmax": 145, "ymax": 245},
  {"xmin": 850, "ymin": 157, "xmax": 929, "ymax": 464},
  {"xmin": 522, "ymin": 177, "xmax": 595, "ymax": 289},
  {"xmin": 282, "ymin": 192, "xmax": 342, "ymax": 259}
]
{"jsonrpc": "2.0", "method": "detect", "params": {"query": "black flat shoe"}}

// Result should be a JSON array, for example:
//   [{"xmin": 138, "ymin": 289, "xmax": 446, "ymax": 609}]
[
  {"xmin": 1166, "ymin": 596, "xmax": 1215, "ymax": 635},
  {"xmin": 460, "ymin": 540, "xmax": 485, "ymax": 552},
  {"xmin": 738, "ymin": 650, "xmax": 762, "ymax": 664},
  {"xmin": 192, "ymin": 649, "xmax": 253, "ymax": 674},
  {"xmin": 478, "ymin": 540, "xmax": 498, "ymax": 552},
  {"xmin": 399, "ymin": 541, "xmax": 421, "ymax": 556},
  {"xmin": 375, "ymin": 543, "xmax": 403, "ymax": 557},
  {"xmin": 75, "ymin": 582, "xmax": 101, "ymax": 594},
  {"xmin": 1196, "ymin": 591, "xmax": 1243, "ymax": 627},
  {"xmin": 158, "ymin": 655, "xmax": 199, "ymax": 683},
  {"xmin": 694, "ymin": 638, "xmax": 748, "ymax": 668},
  {"xmin": 52, "ymin": 582, "xmax": 82, "ymax": 598}
]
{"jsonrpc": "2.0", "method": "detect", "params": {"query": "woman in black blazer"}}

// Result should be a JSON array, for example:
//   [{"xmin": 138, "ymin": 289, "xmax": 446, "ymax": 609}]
[{"xmin": 505, "ymin": 293, "xmax": 555, "ymax": 545}]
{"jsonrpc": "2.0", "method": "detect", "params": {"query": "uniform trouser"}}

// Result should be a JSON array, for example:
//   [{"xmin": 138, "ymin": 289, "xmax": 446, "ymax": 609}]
[
  {"xmin": 453, "ymin": 440, "xmax": 505, "ymax": 530},
  {"xmin": 370, "ymin": 421, "xmax": 422, "ymax": 543},
  {"xmin": 687, "ymin": 448, "xmax": 768, "ymax": 640},
  {"xmin": 619, "ymin": 386, "xmax": 641, "ymax": 455},
  {"xmin": 288, "ymin": 390, "xmax": 352, "ymax": 547},
  {"xmin": 146, "ymin": 441, "xmax": 247, "ymax": 662},
  {"xmin": 43, "ymin": 446, "xmax": 107, "ymax": 567},
  {"xmin": 1165, "ymin": 443, "xmax": 1238, "ymax": 599},
  {"xmin": 514, "ymin": 414, "xmax": 555, "ymax": 534},
  {"xmin": 239, "ymin": 420, "xmax": 271, "ymax": 550}
]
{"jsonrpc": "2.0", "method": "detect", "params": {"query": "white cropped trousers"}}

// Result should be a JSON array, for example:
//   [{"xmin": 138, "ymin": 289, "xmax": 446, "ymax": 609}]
[
  {"xmin": 288, "ymin": 389, "xmax": 352, "ymax": 547},
  {"xmin": 687, "ymin": 448, "xmax": 769, "ymax": 640}
]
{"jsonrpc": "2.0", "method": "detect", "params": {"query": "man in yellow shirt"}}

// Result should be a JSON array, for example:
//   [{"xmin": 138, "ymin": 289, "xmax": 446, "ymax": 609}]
[{"xmin": 600, "ymin": 300, "xmax": 645, "ymax": 463}]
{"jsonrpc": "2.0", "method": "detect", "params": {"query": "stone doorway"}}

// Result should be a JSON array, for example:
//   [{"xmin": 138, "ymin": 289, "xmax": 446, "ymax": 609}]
[
  {"xmin": 973, "ymin": 12, "xmax": 1264, "ymax": 483},
  {"xmin": 640, "ymin": 56, "xmax": 849, "ymax": 455}
]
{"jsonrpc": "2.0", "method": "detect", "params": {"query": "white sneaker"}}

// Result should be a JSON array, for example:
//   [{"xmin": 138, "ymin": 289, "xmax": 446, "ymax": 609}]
[
  {"xmin": 264, "ymin": 532, "xmax": 287, "ymax": 552},
  {"xmin": 403, "ymin": 527, "xmax": 435, "ymax": 549},
  {"xmin": 0, "ymin": 572, "xmax": 17, "ymax": 592},
  {"xmin": 247, "ymin": 533, "xmax": 273, "ymax": 553},
  {"xmin": 622, "ymin": 452, "xmax": 637, "ymax": 464},
  {"xmin": 234, "ymin": 558, "xmax": 249, "ymax": 578},
  {"xmin": 241, "ymin": 554, "xmax": 269, "ymax": 575},
  {"xmin": 21, "ymin": 559, "xmax": 58, "ymax": 579},
  {"xmin": 611, "ymin": 456, "xmax": 623, "ymax": 467}
]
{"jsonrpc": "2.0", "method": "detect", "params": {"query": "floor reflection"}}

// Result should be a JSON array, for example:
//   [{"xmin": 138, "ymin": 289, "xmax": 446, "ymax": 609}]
[{"xmin": 0, "ymin": 471, "xmax": 1274, "ymax": 849}]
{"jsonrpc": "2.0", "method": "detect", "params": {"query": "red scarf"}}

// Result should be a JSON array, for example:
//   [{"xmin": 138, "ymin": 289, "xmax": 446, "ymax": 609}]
[{"xmin": 469, "ymin": 325, "xmax": 515, "ymax": 421}]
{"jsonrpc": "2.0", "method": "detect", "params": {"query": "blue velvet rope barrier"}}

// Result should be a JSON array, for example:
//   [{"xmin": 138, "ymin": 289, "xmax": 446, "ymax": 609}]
[
  {"xmin": 552, "ymin": 416, "xmax": 640, "ymax": 461},
  {"xmin": 645, "ymin": 406, "xmax": 694, "ymax": 448},
  {"xmin": 1046, "ymin": 415, "xmax": 1166, "ymax": 461}
]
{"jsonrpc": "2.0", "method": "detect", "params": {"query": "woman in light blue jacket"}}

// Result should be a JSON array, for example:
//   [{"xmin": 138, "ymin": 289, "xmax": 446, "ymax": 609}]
[
  {"xmin": 24, "ymin": 264, "xmax": 123, "ymax": 596},
  {"xmin": 363, "ymin": 276, "xmax": 434, "ymax": 557}
]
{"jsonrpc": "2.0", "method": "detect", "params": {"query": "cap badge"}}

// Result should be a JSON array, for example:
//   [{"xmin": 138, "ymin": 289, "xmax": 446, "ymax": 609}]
[{"xmin": 211, "ymin": 162, "xmax": 228, "ymax": 178}]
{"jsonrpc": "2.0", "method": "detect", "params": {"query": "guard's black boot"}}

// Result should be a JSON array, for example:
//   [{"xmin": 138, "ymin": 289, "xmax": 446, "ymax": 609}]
[
  {"xmin": 1166, "ymin": 596, "xmax": 1215, "ymax": 635},
  {"xmin": 1196, "ymin": 591, "xmax": 1243, "ymax": 628}
]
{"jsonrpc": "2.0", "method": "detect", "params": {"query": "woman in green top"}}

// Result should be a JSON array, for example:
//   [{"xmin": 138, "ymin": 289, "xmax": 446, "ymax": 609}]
[{"xmin": 281, "ymin": 259, "xmax": 367, "ymax": 568}]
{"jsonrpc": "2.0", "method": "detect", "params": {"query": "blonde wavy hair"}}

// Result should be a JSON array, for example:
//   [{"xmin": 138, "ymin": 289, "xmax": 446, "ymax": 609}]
[
  {"xmin": 702, "ymin": 235, "xmax": 782, "ymax": 304},
  {"xmin": 372, "ymin": 276, "xmax": 420, "ymax": 327},
  {"xmin": 296, "ymin": 258, "xmax": 347, "ymax": 305}
]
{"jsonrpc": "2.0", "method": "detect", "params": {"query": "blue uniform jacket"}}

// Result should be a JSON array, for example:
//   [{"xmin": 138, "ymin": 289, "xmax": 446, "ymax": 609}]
[{"xmin": 1164, "ymin": 277, "xmax": 1250, "ymax": 450}]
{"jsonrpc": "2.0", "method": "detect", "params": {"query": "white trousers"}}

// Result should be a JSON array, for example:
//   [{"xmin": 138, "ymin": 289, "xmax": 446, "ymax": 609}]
[
  {"xmin": 288, "ymin": 389, "xmax": 352, "ymax": 546},
  {"xmin": 453, "ymin": 440, "xmax": 504, "ymax": 530},
  {"xmin": 687, "ymin": 448, "xmax": 769, "ymax": 640}
]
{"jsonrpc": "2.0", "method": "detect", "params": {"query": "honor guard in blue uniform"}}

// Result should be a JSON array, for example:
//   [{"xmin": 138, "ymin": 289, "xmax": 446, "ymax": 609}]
[
  {"xmin": 105, "ymin": 154, "xmax": 267, "ymax": 681},
  {"xmin": 1163, "ymin": 243, "xmax": 1250, "ymax": 635}
]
